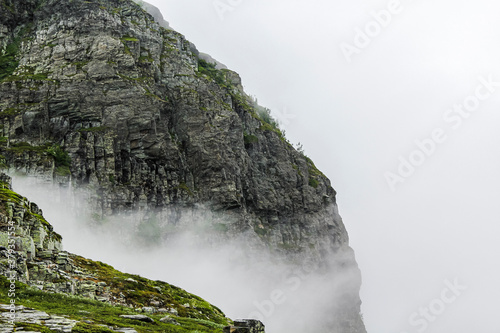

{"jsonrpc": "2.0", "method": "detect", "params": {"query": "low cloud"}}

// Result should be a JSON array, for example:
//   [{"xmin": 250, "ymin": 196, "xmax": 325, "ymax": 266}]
[{"xmin": 11, "ymin": 175, "xmax": 363, "ymax": 333}]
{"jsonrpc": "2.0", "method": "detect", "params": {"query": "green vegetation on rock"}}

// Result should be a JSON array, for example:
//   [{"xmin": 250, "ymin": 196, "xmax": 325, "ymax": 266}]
[
  {"xmin": 243, "ymin": 132, "xmax": 259, "ymax": 145},
  {"xmin": 47, "ymin": 144, "xmax": 71, "ymax": 169},
  {"xmin": 197, "ymin": 59, "xmax": 226, "ymax": 86},
  {"xmin": 309, "ymin": 177, "xmax": 319, "ymax": 188},
  {"xmin": 71, "ymin": 256, "xmax": 228, "ymax": 325},
  {"xmin": 0, "ymin": 276, "xmax": 228, "ymax": 333},
  {"xmin": 0, "ymin": 39, "xmax": 21, "ymax": 81},
  {"xmin": 0, "ymin": 108, "xmax": 20, "ymax": 118}
]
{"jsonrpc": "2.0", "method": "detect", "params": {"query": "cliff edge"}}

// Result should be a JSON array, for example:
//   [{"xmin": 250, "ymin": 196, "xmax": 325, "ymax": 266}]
[{"xmin": 0, "ymin": 0, "xmax": 365, "ymax": 331}]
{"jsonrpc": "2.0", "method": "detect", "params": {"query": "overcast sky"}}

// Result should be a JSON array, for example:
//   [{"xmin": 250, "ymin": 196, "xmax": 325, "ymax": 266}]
[{"xmin": 130, "ymin": 1, "xmax": 500, "ymax": 332}]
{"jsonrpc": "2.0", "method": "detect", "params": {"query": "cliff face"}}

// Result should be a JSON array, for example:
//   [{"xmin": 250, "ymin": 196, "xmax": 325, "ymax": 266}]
[{"xmin": 0, "ymin": 0, "xmax": 365, "ymax": 331}]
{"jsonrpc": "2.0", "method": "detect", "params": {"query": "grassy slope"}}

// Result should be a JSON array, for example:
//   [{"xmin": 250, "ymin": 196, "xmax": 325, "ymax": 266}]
[{"xmin": 0, "ymin": 275, "xmax": 228, "ymax": 333}]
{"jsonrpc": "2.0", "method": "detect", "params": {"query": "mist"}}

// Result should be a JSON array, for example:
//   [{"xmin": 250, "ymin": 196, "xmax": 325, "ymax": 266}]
[{"xmin": 11, "ymin": 176, "xmax": 361, "ymax": 333}]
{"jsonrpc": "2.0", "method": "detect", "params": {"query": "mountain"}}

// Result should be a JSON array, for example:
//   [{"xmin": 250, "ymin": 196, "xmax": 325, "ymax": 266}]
[
  {"xmin": 0, "ymin": 173, "xmax": 243, "ymax": 333},
  {"xmin": 0, "ymin": 0, "xmax": 366, "ymax": 332}
]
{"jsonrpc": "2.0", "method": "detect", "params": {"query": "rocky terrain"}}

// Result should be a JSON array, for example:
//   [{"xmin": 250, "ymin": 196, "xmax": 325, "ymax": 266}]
[{"xmin": 0, "ymin": 0, "xmax": 366, "ymax": 331}]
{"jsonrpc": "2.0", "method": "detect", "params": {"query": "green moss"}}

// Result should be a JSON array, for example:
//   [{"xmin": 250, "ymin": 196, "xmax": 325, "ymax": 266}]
[
  {"xmin": 0, "ymin": 154, "xmax": 6, "ymax": 169},
  {"xmin": 1, "ymin": 1, "xmax": 15, "ymax": 13},
  {"xmin": 144, "ymin": 87, "xmax": 167, "ymax": 102},
  {"xmin": 292, "ymin": 164, "xmax": 303, "ymax": 177},
  {"xmin": 139, "ymin": 47, "xmax": 154, "ymax": 63},
  {"xmin": 231, "ymin": 93, "xmax": 288, "ymax": 143},
  {"xmin": 306, "ymin": 157, "xmax": 323, "ymax": 188},
  {"xmin": 0, "ymin": 108, "xmax": 19, "ymax": 118},
  {"xmin": 29, "ymin": 212, "xmax": 51, "ymax": 227},
  {"xmin": 0, "ymin": 186, "xmax": 23, "ymax": 204},
  {"xmin": 258, "ymin": 123, "xmax": 288, "ymax": 144},
  {"xmin": 254, "ymin": 104, "xmax": 279, "ymax": 129},
  {"xmin": 230, "ymin": 93, "xmax": 253, "ymax": 113},
  {"xmin": 15, "ymin": 323, "xmax": 52, "ymax": 333},
  {"xmin": 72, "ymin": 323, "xmax": 115, "ymax": 333},
  {"xmin": 74, "ymin": 61, "xmax": 90, "ymax": 70},
  {"xmin": 7, "ymin": 142, "xmax": 48, "ymax": 153},
  {"xmin": 243, "ymin": 133, "xmax": 258, "ymax": 145},
  {"xmin": 0, "ymin": 275, "xmax": 227, "ymax": 332},
  {"xmin": 69, "ymin": 256, "xmax": 229, "ymax": 326},
  {"xmin": 6, "ymin": 143, "xmax": 71, "ymax": 174},
  {"xmin": 121, "ymin": 36, "xmax": 139, "ymax": 42},
  {"xmin": 305, "ymin": 156, "xmax": 325, "ymax": 178},
  {"xmin": 120, "ymin": 36, "xmax": 138, "ymax": 56},
  {"xmin": 2, "ymin": 66, "xmax": 54, "ymax": 84},
  {"xmin": 46, "ymin": 144, "xmax": 71, "ymax": 168},
  {"xmin": 0, "ymin": 40, "xmax": 20, "ymax": 81},
  {"xmin": 175, "ymin": 183, "xmax": 193, "ymax": 196},
  {"xmin": 308, "ymin": 178, "xmax": 319, "ymax": 188},
  {"xmin": 55, "ymin": 165, "xmax": 71, "ymax": 176},
  {"xmin": 0, "ymin": 23, "xmax": 36, "ymax": 81},
  {"xmin": 139, "ymin": 55, "xmax": 154, "ymax": 63},
  {"xmin": 197, "ymin": 59, "xmax": 226, "ymax": 87}
]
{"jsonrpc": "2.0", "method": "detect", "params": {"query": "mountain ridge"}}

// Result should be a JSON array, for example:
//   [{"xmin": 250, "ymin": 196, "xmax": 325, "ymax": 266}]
[{"xmin": 0, "ymin": 0, "xmax": 366, "ymax": 332}]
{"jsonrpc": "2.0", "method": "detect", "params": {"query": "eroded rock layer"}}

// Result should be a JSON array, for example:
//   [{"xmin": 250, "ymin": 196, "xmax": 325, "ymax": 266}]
[{"xmin": 0, "ymin": 0, "xmax": 365, "ymax": 331}]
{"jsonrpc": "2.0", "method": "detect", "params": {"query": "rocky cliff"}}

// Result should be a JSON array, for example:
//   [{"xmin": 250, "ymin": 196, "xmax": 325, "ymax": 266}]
[{"xmin": 0, "ymin": 0, "xmax": 366, "ymax": 331}]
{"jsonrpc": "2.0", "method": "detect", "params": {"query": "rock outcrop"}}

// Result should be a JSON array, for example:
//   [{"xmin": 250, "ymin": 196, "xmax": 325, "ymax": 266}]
[
  {"xmin": 0, "ymin": 0, "xmax": 365, "ymax": 331},
  {"xmin": 224, "ymin": 320, "xmax": 265, "ymax": 333}
]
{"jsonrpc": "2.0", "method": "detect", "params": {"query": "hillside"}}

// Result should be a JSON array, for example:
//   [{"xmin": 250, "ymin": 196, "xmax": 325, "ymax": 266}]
[{"xmin": 0, "ymin": 0, "xmax": 365, "ymax": 331}]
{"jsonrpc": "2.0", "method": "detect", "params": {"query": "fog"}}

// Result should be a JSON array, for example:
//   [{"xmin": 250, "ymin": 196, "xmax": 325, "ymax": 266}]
[
  {"xmin": 136, "ymin": 1, "xmax": 500, "ymax": 332},
  {"xmin": 12, "ymin": 1, "xmax": 500, "ymax": 332},
  {"xmin": 11, "ymin": 176, "xmax": 361, "ymax": 333}
]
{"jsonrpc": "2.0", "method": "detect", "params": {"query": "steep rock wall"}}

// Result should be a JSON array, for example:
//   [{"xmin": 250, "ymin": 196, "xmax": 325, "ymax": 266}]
[{"xmin": 0, "ymin": 0, "xmax": 365, "ymax": 331}]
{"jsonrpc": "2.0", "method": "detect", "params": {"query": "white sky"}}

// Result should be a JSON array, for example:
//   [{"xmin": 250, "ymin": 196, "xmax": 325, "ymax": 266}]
[{"xmin": 136, "ymin": 1, "xmax": 500, "ymax": 332}]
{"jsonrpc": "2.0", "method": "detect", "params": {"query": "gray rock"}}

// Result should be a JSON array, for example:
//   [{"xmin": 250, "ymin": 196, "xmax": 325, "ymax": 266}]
[
  {"xmin": 133, "ymin": 0, "xmax": 170, "ymax": 29},
  {"xmin": 113, "ymin": 329, "xmax": 138, "ymax": 333},
  {"xmin": 141, "ymin": 307, "xmax": 154, "ymax": 314},
  {"xmin": 159, "ymin": 316, "xmax": 180, "ymax": 325},
  {"xmin": 119, "ymin": 315, "xmax": 154, "ymax": 323},
  {"xmin": 161, "ymin": 308, "xmax": 178, "ymax": 316},
  {"xmin": 224, "ymin": 320, "xmax": 265, "ymax": 333}
]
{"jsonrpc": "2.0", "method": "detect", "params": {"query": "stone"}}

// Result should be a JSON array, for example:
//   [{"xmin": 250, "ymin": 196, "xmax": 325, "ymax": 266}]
[
  {"xmin": 159, "ymin": 316, "xmax": 180, "ymax": 325},
  {"xmin": 224, "ymin": 320, "xmax": 265, "ymax": 333},
  {"xmin": 119, "ymin": 315, "xmax": 154, "ymax": 323},
  {"xmin": 113, "ymin": 329, "xmax": 138, "ymax": 333},
  {"xmin": 141, "ymin": 307, "xmax": 154, "ymax": 314}
]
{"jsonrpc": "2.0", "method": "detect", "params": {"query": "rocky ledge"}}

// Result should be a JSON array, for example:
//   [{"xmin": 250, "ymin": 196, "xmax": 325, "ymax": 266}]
[{"xmin": 0, "ymin": 0, "xmax": 365, "ymax": 331}]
